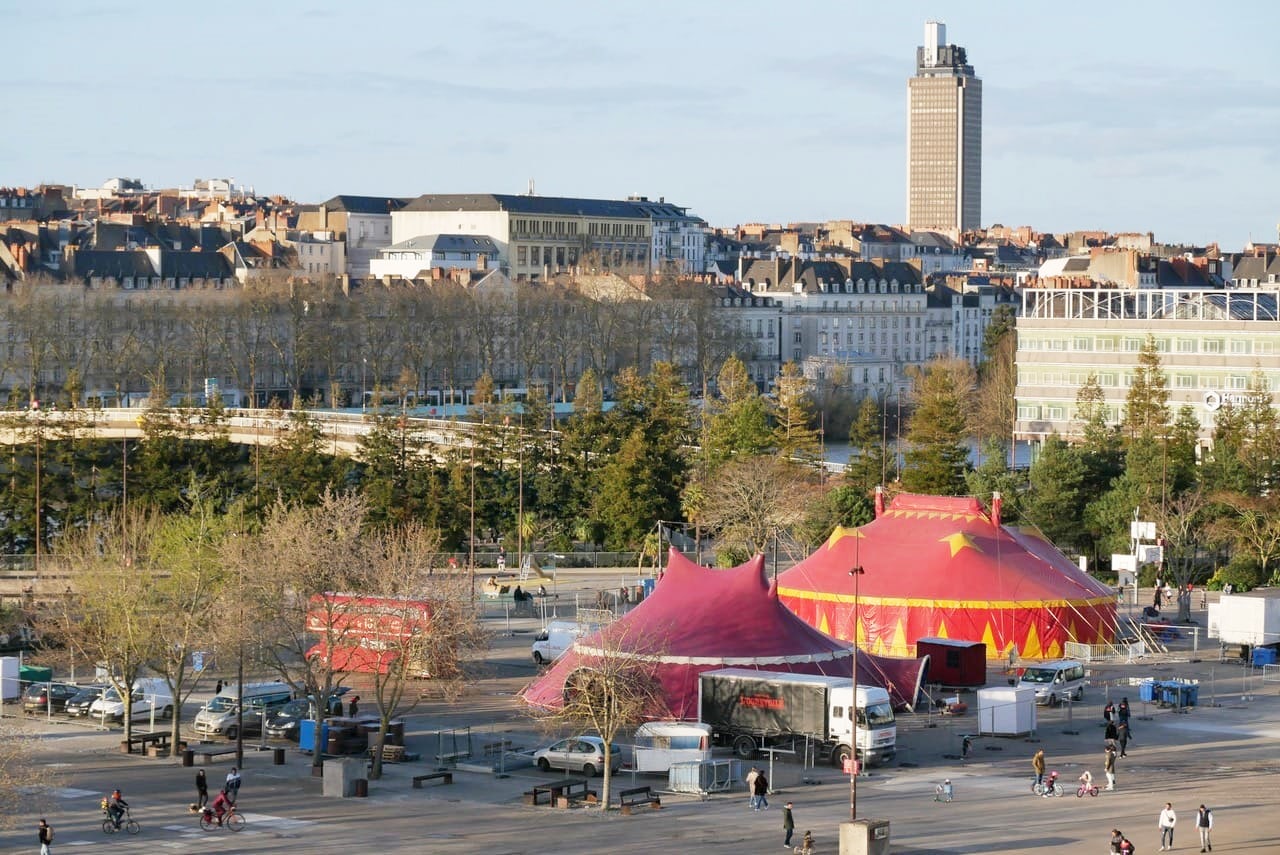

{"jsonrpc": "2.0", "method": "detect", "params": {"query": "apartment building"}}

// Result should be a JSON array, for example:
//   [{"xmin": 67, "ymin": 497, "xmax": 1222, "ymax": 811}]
[
  {"xmin": 391, "ymin": 193, "xmax": 705, "ymax": 281},
  {"xmin": 1014, "ymin": 286, "xmax": 1280, "ymax": 444}
]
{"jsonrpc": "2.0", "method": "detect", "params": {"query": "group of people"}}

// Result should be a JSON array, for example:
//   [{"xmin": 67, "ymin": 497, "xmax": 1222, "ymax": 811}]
[
  {"xmin": 1110, "ymin": 804, "xmax": 1213, "ymax": 853},
  {"xmin": 743, "ymin": 767, "xmax": 813, "ymax": 853},
  {"xmin": 194, "ymin": 766, "xmax": 243, "ymax": 825}
]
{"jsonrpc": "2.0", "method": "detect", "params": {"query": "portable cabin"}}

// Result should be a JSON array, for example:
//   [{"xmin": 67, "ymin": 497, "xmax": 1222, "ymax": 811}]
[{"xmin": 916, "ymin": 638, "xmax": 986, "ymax": 688}]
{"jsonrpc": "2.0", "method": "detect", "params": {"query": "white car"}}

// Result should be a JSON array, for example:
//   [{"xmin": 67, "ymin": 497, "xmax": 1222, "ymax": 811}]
[{"xmin": 534, "ymin": 735, "xmax": 621, "ymax": 777}]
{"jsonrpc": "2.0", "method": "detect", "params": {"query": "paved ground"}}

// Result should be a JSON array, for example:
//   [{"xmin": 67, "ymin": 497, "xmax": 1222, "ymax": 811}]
[{"xmin": 3, "ymin": 576, "xmax": 1276, "ymax": 854}]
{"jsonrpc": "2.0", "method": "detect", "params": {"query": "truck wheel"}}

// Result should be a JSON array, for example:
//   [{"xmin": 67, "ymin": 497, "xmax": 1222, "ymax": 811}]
[
  {"xmin": 834, "ymin": 745, "xmax": 853, "ymax": 768},
  {"xmin": 733, "ymin": 735, "xmax": 756, "ymax": 759}
]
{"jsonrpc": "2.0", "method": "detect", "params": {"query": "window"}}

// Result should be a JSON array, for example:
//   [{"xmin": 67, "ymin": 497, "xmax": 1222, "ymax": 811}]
[
  {"xmin": 794, "ymin": 331, "xmax": 802, "ymax": 344},
  {"xmin": 1047, "ymin": 407, "xmax": 1064, "ymax": 420},
  {"xmin": 1176, "ymin": 375, "xmax": 1195, "ymax": 388},
  {"xmin": 1177, "ymin": 339, "xmax": 1196, "ymax": 353},
  {"xmin": 1202, "ymin": 339, "xmax": 1222, "ymax": 354},
  {"xmin": 1074, "ymin": 337, "xmax": 1092, "ymax": 351},
  {"xmin": 1017, "ymin": 405, "xmax": 1040, "ymax": 420},
  {"xmin": 1123, "ymin": 338, "xmax": 1142, "ymax": 352},
  {"xmin": 1231, "ymin": 340, "xmax": 1251, "ymax": 355},
  {"xmin": 1258, "ymin": 341, "xmax": 1276, "ymax": 355}
]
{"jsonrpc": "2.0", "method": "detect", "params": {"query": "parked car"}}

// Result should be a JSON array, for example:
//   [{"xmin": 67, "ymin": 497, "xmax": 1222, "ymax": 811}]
[
  {"xmin": 64, "ymin": 685, "xmax": 108, "ymax": 717},
  {"xmin": 534, "ymin": 735, "xmax": 622, "ymax": 777},
  {"xmin": 22, "ymin": 682, "xmax": 79, "ymax": 715},
  {"xmin": 263, "ymin": 689, "xmax": 349, "ymax": 741}
]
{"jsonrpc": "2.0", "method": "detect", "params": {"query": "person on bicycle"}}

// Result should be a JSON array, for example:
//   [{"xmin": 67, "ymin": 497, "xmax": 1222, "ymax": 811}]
[
  {"xmin": 1078, "ymin": 769, "xmax": 1094, "ymax": 792},
  {"xmin": 211, "ymin": 789, "xmax": 233, "ymax": 825},
  {"xmin": 106, "ymin": 789, "xmax": 128, "ymax": 828},
  {"xmin": 1041, "ymin": 770, "xmax": 1060, "ymax": 796}
]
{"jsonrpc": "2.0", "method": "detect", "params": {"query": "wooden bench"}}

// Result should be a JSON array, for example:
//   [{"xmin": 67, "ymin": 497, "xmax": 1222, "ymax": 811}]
[
  {"xmin": 617, "ymin": 785, "xmax": 661, "ymax": 814},
  {"xmin": 121, "ymin": 732, "xmax": 171, "ymax": 755},
  {"xmin": 522, "ymin": 778, "xmax": 594, "ymax": 808},
  {"xmin": 412, "ymin": 771, "xmax": 453, "ymax": 788}
]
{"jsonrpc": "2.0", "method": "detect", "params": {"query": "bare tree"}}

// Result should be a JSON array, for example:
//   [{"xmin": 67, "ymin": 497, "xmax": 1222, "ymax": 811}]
[
  {"xmin": 45, "ymin": 507, "xmax": 167, "ymax": 742},
  {"xmin": 696, "ymin": 455, "xmax": 820, "ymax": 556},
  {"xmin": 0, "ymin": 723, "xmax": 58, "ymax": 829},
  {"xmin": 360, "ymin": 523, "xmax": 488, "ymax": 778},
  {"xmin": 534, "ymin": 622, "xmax": 668, "ymax": 811}
]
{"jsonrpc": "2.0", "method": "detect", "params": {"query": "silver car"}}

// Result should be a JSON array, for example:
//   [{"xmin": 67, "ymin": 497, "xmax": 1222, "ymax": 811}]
[{"xmin": 534, "ymin": 735, "xmax": 621, "ymax": 777}]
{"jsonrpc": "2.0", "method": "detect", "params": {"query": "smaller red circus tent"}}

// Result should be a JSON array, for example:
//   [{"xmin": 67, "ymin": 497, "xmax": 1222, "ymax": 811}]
[{"xmin": 520, "ymin": 551, "xmax": 927, "ymax": 717}]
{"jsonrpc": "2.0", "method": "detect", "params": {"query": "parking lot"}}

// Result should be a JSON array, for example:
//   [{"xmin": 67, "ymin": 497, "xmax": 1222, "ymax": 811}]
[{"xmin": 3, "ymin": 576, "xmax": 1279, "ymax": 853}]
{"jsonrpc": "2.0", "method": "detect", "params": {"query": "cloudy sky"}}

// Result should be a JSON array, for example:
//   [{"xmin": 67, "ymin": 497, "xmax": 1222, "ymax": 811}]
[{"xmin": 8, "ymin": 1, "xmax": 1278, "ymax": 248}]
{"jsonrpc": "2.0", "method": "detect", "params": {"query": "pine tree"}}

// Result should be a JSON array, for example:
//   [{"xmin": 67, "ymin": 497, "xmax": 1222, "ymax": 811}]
[
  {"xmin": 901, "ymin": 362, "xmax": 971, "ymax": 495},
  {"xmin": 771, "ymin": 363, "xmax": 822, "ymax": 468},
  {"xmin": 1123, "ymin": 334, "xmax": 1171, "ymax": 439},
  {"xmin": 845, "ymin": 397, "xmax": 885, "ymax": 495},
  {"xmin": 1022, "ymin": 435, "xmax": 1087, "ymax": 550}
]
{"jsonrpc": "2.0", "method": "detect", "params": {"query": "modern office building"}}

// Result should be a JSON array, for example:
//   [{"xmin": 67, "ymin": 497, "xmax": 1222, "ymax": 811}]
[
  {"xmin": 906, "ymin": 21, "xmax": 982, "ymax": 233},
  {"xmin": 1014, "ymin": 286, "xmax": 1280, "ymax": 445}
]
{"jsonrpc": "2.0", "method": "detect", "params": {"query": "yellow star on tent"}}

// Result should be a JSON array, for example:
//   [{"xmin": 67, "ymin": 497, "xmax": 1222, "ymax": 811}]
[
  {"xmin": 825, "ymin": 526, "xmax": 863, "ymax": 551},
  {"xmin": 939, "ymin": 531, "xmax": 983, "ymax": 558}
]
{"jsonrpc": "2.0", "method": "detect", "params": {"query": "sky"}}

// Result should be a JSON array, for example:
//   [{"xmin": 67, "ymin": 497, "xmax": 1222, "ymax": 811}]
[{"xmin": 7, "ymin": 1, "xmax": 1279, "ymax": 249}]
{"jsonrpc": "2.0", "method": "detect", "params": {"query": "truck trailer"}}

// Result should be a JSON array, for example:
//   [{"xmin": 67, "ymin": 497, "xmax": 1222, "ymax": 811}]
[
  {"xmin": 1208, "ymin": 590, "xmax": 1280, "ymax": 647},
  {"xmin": 697, "ymin": 668, "xmax": 896, "ymax": 767}
]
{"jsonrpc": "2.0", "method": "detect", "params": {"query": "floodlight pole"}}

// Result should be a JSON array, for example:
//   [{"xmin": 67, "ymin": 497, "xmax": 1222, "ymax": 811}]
[{"xmin": 849, "ymin": 564, "xmax": 865, "ymax": 822}]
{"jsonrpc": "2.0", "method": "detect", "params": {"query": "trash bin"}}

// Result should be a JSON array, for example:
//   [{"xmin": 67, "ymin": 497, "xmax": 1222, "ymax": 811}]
[
  {"xmin": 388, "ymin": 721, "xmax": 405, "ymax": 746},
  {"xmin": 182, "ymin": 748, "xmax": 194, "ymax": 767},
  {"xmin": 273, "ymin": 747, "xmax": 286, "ymax": 765},
  {"xmin": 353, "ymin": 778, "xmax": 368, "ymax": 797},
  {"xmin": 1138, "ymin": 680, "xmax": 1157, "ymax": 703},
  {"xmin": 1252, "ymin": 646, "xmax": 1277, "ymax": 667}
]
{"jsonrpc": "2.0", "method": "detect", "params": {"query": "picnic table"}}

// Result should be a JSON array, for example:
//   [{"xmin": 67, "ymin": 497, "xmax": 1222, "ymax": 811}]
[
  {"xmin": 121, "ymin": 731, "xmax": 171, "ymax": 755},
  {"xmin": 523, "ymin": 777, "xmax": 594, "ymax": 807}
]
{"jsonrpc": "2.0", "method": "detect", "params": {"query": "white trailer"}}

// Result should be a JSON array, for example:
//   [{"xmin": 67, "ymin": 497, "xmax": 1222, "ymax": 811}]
[{"xmin": 1208, "ymin": 590, "xmax": 1280, "ymax": 646}]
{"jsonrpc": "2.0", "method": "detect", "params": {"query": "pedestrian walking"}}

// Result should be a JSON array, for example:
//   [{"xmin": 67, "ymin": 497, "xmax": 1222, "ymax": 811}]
[
  {"xmin": 1105, "ymin": 720, "xmax": 1119, "ymax": 743},
  {"xmin": 225, "ymin": 767, "xmax": 242, "ymax": 804},
  {"xmin": 1196, "ymin": 804, "xmax": 1213, "ymax": 852},
  {"xmin": 1118, "ymin": 697, "xmax": 1132, "ymax": 735},
  {"xmin": 38, "ymin": 818, "xmax": 53, "ymax": 855},
  {"xmin": 1117, "ymin": 721, "xmax": 1131, "ymax": 756},
  {"xmin": 782, "ymin": 801, "xmax": 796, "ymax": 848},
  {"xmin": 1104, "ymin": 700, "xmax": 1115, "ymax": 723},
  {"xmin": 1159, "ymin": 802, "xmax": 1177, "ymax": 850},
  {"xmin": 1110, "ymin": 828, "xmax": 1124, "ymax": 854},
  {"xmin": 1032, "ymin": 749, "xmax": 1046, "ymax": 787},
  {"xmin": 214, "ymin": 679, "xmax": 223, "ymax": 694},
  {"xmin": 745, "ymin": 766, "xmax": 760, "ymax": 809},
  {"xmin": 934, "ymin": 779, "xmax": 954, "ymax": 802},
  {"xmin": 753, "ymin": 770, "xmax": 770, "ymax": 811},
  {"xmin": 1104, "ymin": 744, "xmax": 1118, "ymax": 790},
  {"xmin": 195, "ymin": 768, "xmax": 209, "ymax": 809},
  {"xmin": 348, "ymin": 695, "xmax": 359, "ymax": 717}
]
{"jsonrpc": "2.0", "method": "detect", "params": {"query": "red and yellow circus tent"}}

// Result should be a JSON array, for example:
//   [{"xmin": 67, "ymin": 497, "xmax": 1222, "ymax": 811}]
[{"xmin": 777, "ymin": 493, "xmax": 1118, "ymax": 660}]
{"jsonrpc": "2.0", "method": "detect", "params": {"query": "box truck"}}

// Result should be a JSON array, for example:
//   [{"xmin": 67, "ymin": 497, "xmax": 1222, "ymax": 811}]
[{"xmin": 698, "ymin": 668, "xmax": 896, "ymax": 767}]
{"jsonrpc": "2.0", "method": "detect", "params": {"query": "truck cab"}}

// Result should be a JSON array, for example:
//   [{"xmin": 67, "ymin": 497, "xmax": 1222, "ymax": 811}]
[{"xmin": 829, "ymin": 685, "xmax": 897, "ymax": 766}]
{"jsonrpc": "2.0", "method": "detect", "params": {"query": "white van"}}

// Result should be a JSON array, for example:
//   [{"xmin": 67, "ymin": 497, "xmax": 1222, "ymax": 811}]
[
  {"xmin": 531, "ymin": 621, "xmax": 602, "ymax": 665},
  {"xmin": 89, "ymin": 677, "xmax": 175, "ymax": 722},
  {"xmin": 194, "ymin": 681, "xmax": 294, "ymax": 740},
  {"xmin": 1017, "ymin": 660, "xmax": 1086, "ymax": 706},
  {"xmin": 632, "ymin": 721, "xmax": 713, "ymax": 773}
]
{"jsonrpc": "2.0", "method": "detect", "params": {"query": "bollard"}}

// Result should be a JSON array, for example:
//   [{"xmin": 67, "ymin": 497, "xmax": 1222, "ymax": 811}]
[
  {"xmin": 273, "ymin": 747, "xmax": 286, "ymax": 766},
  {"xmin": 182, "ymin": 748, "xmax": 194, "ymax": 767}
]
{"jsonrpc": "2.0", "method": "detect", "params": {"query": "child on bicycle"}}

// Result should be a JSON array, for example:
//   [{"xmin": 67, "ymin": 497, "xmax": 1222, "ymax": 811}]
[
  {"xmin": 934, "ymin": 779, "xmax": 954, "ymax": 802},
  {"xmin": 1041, "ymin": 770, "xmax": 1060, "ymax": 796},
  {"xmin": 1078, "ymin": 769, "xmax": 1093, "ymax": 791}
]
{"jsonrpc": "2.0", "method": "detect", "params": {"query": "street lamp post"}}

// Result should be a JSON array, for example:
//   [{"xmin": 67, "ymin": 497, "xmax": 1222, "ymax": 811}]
[
  {"xmin": 361, "ymin": 358, "xmax": 367, "ymax": 414},
  {"xmin": 848, "ymin": 564, "xmax": 865, "ymax": 822}
]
